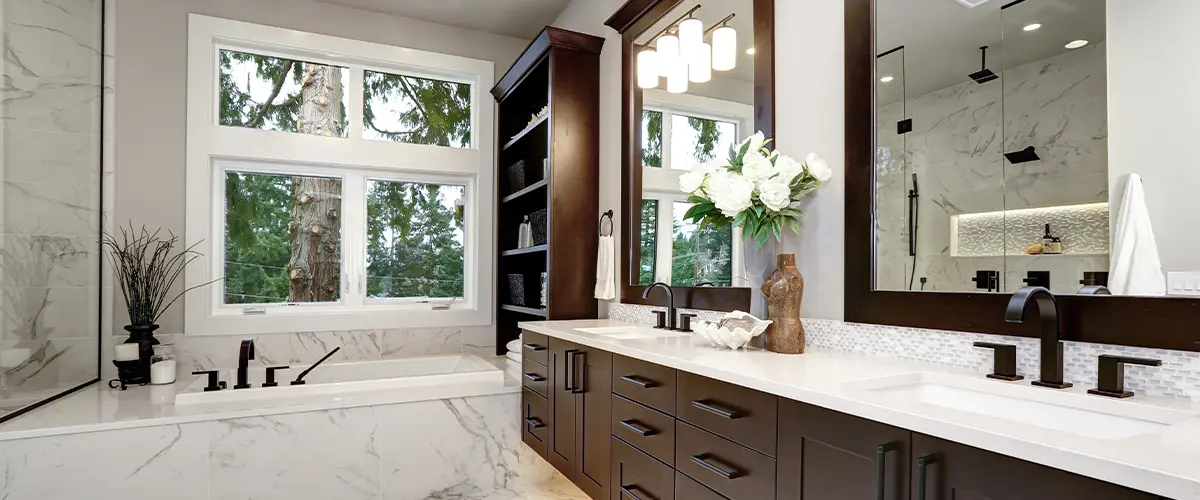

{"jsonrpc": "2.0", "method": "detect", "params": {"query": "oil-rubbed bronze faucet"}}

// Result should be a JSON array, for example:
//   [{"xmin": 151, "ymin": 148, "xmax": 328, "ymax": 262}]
[
  {"xmin": 643, "ymin": 282, "xmax": 677, "ymax": 330},
  {"xmin": 1005, "ymin": 287, "xmax": 1072, "ymax": 389},
  {"xmin": 234, "ymin": 338, "xmax": 256, "ymax": 390}
]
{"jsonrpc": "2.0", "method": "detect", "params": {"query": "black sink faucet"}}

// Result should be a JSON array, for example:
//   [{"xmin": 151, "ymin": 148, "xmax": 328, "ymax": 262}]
[
  {"xmin": 1005, "ymin": 287, "xmax": 1071, "ymax": 389},
  {"xmin": 234, "ymin": 338, "xmax": 255, "ymax": 390},
  {"xmin": 642, "ymin": 282, "xmax": 677, "ymax": 330}
]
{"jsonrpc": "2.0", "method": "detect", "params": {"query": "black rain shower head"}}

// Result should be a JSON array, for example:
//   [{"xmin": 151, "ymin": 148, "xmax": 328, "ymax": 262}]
[
  {"xmin": 1004, "ymin": 146, "xmax": 1040, "ymax": 164},
  {"xmin": 969, "ymin": 46, "xmax": 998, "ymax": 84}
]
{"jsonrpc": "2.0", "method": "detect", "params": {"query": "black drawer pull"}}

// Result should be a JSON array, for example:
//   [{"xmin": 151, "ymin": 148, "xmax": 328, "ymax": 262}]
[
  {"xmin": 916, "ymin": 454, "xmax": 936, "ymax": 500},
  {"xmin": 523, "ymin": 343, "xmax": 546, "ymax": 352},
  {"xmin": 691, "ymin": 399, "xmax": 742, "ymax": 419},
  {"xmin": 619, "ymin": 375, "xmax": 658, "ymax": 388},
  {"xmin": 620, "ymin": 486, "xmax": 653, "ymax": 500},
  {"xmin": 876, "ymin": 442, "xmax": 897, "ymax": 500},
  {"xmin": 524, "ymin": 416, "xmax": 545, "ymax": 429},
  {"xmin": 691, "ymin": 454, "xmax": 740, "ymax": 479},
  {"xmin": 522, "ymin": 372, "xmax": 545, "ymax": 382},
  {"xmin": 618, "ymin": 419, "xmax": 658, "ymax": 437}
]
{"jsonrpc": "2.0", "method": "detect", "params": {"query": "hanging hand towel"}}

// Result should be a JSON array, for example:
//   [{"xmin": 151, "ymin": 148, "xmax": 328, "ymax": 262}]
[
  {"xmin": 1109, "ymin": 174, "xmax": 1166, "ymax": 296},
  {"xmin": 595, "ymin": 235, "xmax": 617, "ymax": 300}
]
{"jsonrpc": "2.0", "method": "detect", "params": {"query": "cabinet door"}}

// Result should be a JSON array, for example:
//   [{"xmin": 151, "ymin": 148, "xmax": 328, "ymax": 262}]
[
  {"xmin": 575, "ymin": 346, "xmax": 613, "ymax": 499},
  {"xmin": 778, "ymin": 399, "xmax": 911, "ymax": 500},
  {"xmin": 548, "ymin": 338, "xmax": 577, "ymax": 476},
  {"xmin": 911, "ymin": 434, "xmax": 1159, "ymax": 500}
]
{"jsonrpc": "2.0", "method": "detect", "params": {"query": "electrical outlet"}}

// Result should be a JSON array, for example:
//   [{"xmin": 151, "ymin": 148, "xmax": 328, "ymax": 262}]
[{"xmin": 1167, "ymin": 272, "xmax": 1200, "ymax": 296}]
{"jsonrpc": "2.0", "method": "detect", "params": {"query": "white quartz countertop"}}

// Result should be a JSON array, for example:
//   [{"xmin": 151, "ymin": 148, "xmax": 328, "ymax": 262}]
[{"xmin": 520, "ymin": 319, "xmax": 1200, "ymax": 500}]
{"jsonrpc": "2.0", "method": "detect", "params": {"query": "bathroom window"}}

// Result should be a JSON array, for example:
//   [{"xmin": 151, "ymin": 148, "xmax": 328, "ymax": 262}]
[
  {"xmin": 669, "ymin": 114, "xmax": 738, "ymax": 171},
  {"xmin": 671, "ymin": 202, "xmax": 733, "ymax": 287},
  {"xmin": 637, "ymin": 199, "xmax": 659, "ymax": 286},
  {"xmin": 642, "ymin": 110, "xmax": 663, "ymax": 169},
  {"xmin": 187, "ymin": 16, "xmax": 494, "ymax": 335}
]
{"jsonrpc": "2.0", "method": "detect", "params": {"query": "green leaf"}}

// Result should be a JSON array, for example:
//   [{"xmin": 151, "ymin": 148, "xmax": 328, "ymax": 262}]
[
  {"xmin": 737, "ymin": 138, "xmax": 751, "ymax": 159},
  {"xmin": 684, "ymin": 202, "xmax": 714, "ymax": 221},
  {"xmin": 772, "ymin": 218, "xmax": 783, "ymax": 241},
  {"xmin": 686, "ymin": 195, "xmax": 709, "ymax": 204},
  {"xmin": 786, "ymin": 217, "xmax": 802, "ymax": 235},
  {"xmin": 733, "ymin": 211, "xmax": 749, "ymax": 228}
]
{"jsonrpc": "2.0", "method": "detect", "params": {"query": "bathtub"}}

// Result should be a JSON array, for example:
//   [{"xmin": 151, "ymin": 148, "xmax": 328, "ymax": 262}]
[{"xmin": 174, "ymin": 353, "xmax": 504, "ymax": 406}]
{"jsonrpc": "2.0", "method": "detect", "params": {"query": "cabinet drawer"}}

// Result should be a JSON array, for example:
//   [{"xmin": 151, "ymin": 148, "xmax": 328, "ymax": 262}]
[
  {"xmin": 677, "ymin": 372, "xmax": 777, "ymax": 457},
  {"xmin": 613, "ymin": 354, "xmax": 677, "ymax": 415},
  {"xmin": 521, "ymin": 388, "xmax": 549, "ymax": 457},
  {"xmin": 612, "ymin": 394, "xmax": 676, "ymax": 466},
  {"xmin": 612, "ymin": 436, "xmax": 674, "ymax": 500},
  {"xmin": 675, "ymin": 422, "xmax": 775, "ymax": 500},
  {"xmin": 675, "ymin": 471, "xmax": 728, "ymax": 500},
  {"xmin": 521, "ymin": 330, "xmax": 550, "ymax": 366},
  {"xmin": 521, "ymin": 356, "xmax": 549, "ymax": 397}
]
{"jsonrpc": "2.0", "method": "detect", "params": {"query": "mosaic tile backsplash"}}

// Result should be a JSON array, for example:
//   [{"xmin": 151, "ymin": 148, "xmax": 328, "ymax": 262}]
[{"xmin": 608, "ymin": 303, "xmax": 1200, "ymax": 399}]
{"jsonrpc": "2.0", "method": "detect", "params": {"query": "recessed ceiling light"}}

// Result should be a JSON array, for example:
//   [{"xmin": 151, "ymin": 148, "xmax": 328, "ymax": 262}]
[
  {"xmin": 746, "ymin": 47, "xmax": 756, "ymax": 55},
  {"xmin": 1023, "ymin": 22, "xmax": 1042, "ymax": 31},
  {"xmin": 879, "ymin": 75, "xmax": 894, "ymax": 83},
  {"xmin": 1065, "ymin": 39, "xmax": 1088, "ymax": 49}
]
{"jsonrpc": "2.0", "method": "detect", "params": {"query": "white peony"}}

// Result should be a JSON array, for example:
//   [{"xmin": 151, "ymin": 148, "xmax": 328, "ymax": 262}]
[
  {"xmin": 739, "ymin": 130, "xmax": 766, "ymax": 155},
  {"xmin": 758, "ymin": 176, "xmax": 792, "ymax": 212},
  {"xmin": 805, "ymin": 152, "xmax": 833, "ymax": 183},
  {"xmin": 679, "ymin": 168, "xmax": 708, "ymax": 194},
  {"xmin": 772, "ymin": 154, "xmax": 804, "ymax": 184},
  {"xmin": 741, "ymin": 151, "xmax": 773, "ymax": 182},
  {"xmin": 709, "ymin": 171, "xmax": 755, "ymax": 218}
]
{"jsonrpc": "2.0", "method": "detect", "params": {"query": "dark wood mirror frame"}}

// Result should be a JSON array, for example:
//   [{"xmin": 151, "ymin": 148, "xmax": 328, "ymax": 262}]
[
  {"xmin": 843, "ymin": 0, "xmax": 1200, "ymax": 352},
  {"xmin": 605, "ymin": 0, "xmax": 774, "ymax": 312}
]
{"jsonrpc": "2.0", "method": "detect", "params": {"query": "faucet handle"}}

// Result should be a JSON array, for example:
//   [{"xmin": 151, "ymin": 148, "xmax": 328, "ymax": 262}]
[
  {"xmin": 652, "ymin": 310, "xmax": 668, "ymax": 329},
  {"xmin": 679, "ymin": 313, "xmax": 698, "ymax": 333},
  {"xmin": 192, "ymin": 370, "xmax": 227, "ymax": 392},
  {"xmin": 262, "ymin": 366, "xmax": 291, "ymax": 388},
  {"xmin": 972, "ymin": 342, "xmax": 1023, "ymax": 381},
  {"xmin": 1088, "ymin": 355, "xmax": 1162, "ymax": 399}
]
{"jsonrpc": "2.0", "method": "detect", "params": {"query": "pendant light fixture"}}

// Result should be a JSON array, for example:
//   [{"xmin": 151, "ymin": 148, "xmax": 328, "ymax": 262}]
[
  {"xmin": 678, "ymin": 17, "xmax": 703, "ymax": 61},
  {"xmin": 667, "ymin": 58, "xmax": 688, "ymax": 93},
  {"xmin": 689, "ymin": 42, "xmax": 712, "ymax": 83},
  {"xmin": 712, "ymin": 23, "xmax": 737, "ymax": 71},
  {"xmin": 657, "ymin": 33, "xmax": 680, "ymax": 77},
  {"xmin": 637, "ymin": 48, "xmax": 659, "ymax": 88}
]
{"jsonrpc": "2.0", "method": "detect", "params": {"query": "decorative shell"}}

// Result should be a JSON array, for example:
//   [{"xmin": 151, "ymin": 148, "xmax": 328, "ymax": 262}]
[{"xmin": 694, "ymin": 311, "xmax": 772, "ymax": 350}]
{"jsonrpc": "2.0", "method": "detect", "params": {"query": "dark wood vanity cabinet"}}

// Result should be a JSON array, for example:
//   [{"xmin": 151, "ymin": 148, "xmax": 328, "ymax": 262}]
[{"xmin": 548, "ymin": 338, "xmax": 613, "ymax": 499}]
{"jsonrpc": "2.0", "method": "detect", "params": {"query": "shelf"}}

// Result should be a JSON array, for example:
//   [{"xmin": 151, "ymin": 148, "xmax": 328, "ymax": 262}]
[
  {"xmin": 502, "ymin": 114, "xmax": 548, "ymax": 151},
  {"xmin": 500, "ymin": 304, "xmax": 548, "ymax": 317},
  {"xmin": 502, "ymin": 179, "xmax": 548, "ymax": 204},
  {"xmin": 501, "ymin": 244, "xmax": 549, "ymax": 257}
]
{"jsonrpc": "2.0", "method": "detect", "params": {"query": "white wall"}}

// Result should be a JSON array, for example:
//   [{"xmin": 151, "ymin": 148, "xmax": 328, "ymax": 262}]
[
  {"xmin": 113, "ymin": 0, "xmax": 530, "ymax": 334},
  {"xmin": 1108, "ymin": 0, "xmax": 1200, "ymax": 274},
  {"xmin": 554, "ymin": 0, "xmax": 847, "ymax": 319}
]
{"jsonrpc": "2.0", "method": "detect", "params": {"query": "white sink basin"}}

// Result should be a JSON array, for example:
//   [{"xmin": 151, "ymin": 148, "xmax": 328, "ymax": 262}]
[
  {"xmin": 843, "ymin": 372, "xmax": 1198, "ymax": 440},
  {"xmin": 576, "ymin": 326, "xmax": 689, "ymax": 340}
]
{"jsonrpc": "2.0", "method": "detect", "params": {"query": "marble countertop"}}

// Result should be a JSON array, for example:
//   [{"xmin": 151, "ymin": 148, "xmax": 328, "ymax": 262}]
[
  {"xmin": 520, "ymin": 319, "xmax": 1200, "ymax": 500},
  {"xmin": 0, "ymin": 356, "xmax": 522, "ymax": 442}
]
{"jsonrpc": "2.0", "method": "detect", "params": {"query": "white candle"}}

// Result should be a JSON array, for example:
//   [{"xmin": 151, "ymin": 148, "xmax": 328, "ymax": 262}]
[
  {"xmin": 114, "ymin": 343, "xmax": 139, "ymax": 362},
  {"xmin": 150, "ymin": 359, "xmax": 177, "ymax": 385}
]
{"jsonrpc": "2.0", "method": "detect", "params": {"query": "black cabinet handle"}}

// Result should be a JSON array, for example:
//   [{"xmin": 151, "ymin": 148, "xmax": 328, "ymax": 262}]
[
  {"xmin": 563, "ymin": 349, "xmax": 578, "ymax": 391},
  {"xmin": 523, "ymin": 343, "xmax": 546, "ymax": 352},
  {"xmin": 620, "ymin": 486, "xmax": 651, "ymax": 500},
  {"xmin": 524, "ymin": 416, "xmax": 545, "ymax": 429},
  {"xmin": 569, "ymin": 351, "xmax": 586, "ymax": 394},
  {"xmin": 523, "ymin": 372, "xmax": 545, "ymax": 382},
  {"xmin": 619, "ymin": 375, "xmax": 657, "ymax": 388},
  {"xmin": 916, "ymin": 454, "xmax": 936, "ymax": 500},
  {"xmin": 618, "ymin": 419, "xmax": 658, "ymax": 436},
  {"xmin": 691, "ymin": 399, "xmax": 742, "ymax": 419},
  {"xmin": 876, "ymin": 443, "xmax": 897, "ymax": 500},
  {"xmin": 690, "ymin": 454, "xmax": 740, "ymax": 479}
]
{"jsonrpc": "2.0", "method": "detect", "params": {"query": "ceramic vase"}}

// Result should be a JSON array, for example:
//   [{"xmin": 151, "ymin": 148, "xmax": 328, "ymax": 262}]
[
  {"xmin": 124, "ymin": 324, "xmax": 161, "ymax": 381},
  {"xmin": 762, "ymin": 253, "xmax": 806, "ymax": 354}
]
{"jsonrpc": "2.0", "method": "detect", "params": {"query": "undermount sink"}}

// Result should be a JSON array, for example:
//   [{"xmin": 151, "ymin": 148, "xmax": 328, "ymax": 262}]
[
  {"xmin": 843, "ymin": 371, "xmax": 1198, "ymax": 440},
  {"xmin": 576, "ymin": 326, "xmax": 689, "ymax": 340}
]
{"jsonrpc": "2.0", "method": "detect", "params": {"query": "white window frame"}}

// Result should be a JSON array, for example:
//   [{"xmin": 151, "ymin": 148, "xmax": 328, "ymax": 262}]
[
  {"xmin": 186, "ymin": 15, "xmax": 494, "ymax": 335},
  {"xmin": 641, "ymin": 91, "xmax": 752, "ymax": 287}
]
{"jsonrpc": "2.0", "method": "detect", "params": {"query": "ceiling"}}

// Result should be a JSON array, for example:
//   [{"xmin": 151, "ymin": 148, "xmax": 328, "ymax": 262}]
[
  {"xmin": 876, "ymin": 0, "xmax": 1106, "ymax": 104},
  {"xmin": 635, "ymin": 0, "xmax": 756, "ymax": 83},
  {"xmin": 315, "ymin": 0, "xmax": 573, "ymax": 39}
]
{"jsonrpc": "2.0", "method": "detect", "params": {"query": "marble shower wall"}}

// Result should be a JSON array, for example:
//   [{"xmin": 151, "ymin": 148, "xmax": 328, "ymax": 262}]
[
  {"xmin": 0, "ymin": 392, "xmax": 585, "ymax": 500},
  {"xmin": 0, "ymin": 0, "xmax": 103, "ymax": 410},
  {"xmin": 876, "ymin": 43, "xmax": 1109, "ymax": 293}
]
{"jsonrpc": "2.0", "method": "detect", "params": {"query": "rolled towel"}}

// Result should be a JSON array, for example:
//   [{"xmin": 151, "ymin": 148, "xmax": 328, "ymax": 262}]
[{"xmin": 505, "ymin": 338, "xmax": 521, "ymax": 354}]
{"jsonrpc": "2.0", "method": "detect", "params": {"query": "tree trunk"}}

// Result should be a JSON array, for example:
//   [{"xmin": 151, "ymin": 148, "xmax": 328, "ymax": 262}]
[{"xmin": 288, "ymin": 64, "xmax": 343, "ymax": 302}]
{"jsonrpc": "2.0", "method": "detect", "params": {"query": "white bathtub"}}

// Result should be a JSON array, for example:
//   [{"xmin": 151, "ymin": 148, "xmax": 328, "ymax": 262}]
[{"xmin": 174, "ymin": 354, "xmax": 504, "ymax": 406}]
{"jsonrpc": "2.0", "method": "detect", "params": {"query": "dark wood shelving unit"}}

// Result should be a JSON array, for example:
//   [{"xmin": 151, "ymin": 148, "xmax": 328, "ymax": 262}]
[{"xmin": 491, "ymin": 27, "xmax": 604, "ymax": 355}]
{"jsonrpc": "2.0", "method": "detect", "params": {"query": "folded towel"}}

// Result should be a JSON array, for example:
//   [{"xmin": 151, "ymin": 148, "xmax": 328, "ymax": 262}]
[
  {"xmin": 505, "ymin": 338, "xmax": 520, "ymax": 354},
  {"xmin": 1109, "ymin": 174, "xmax": 1166, "ymax": 296},
  {"xmin": 506, "ymin": 351, "xmax": 522, "ymax": 364},
  {"xmin": 595, "ymin": 234, "xmax": 617, "ymax": 300}
]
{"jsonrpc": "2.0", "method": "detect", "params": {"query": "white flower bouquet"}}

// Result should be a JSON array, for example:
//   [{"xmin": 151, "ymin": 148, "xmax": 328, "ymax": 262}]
[{"xmin": 679, "ymin": 131, "xmax": 831, "ymax": 246}]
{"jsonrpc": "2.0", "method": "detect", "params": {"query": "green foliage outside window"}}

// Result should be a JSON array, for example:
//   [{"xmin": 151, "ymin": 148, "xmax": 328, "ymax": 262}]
[
  {"xmin": 366, "ymin": 181, "xmax": 465, "ymax": 299},
  {"xmin": 642, "ymin": 110, "xmax": 662, "ymax": 168},
  {"xmin": 637, "ymin": 199, "xmax": 658, "ymax": 286}
]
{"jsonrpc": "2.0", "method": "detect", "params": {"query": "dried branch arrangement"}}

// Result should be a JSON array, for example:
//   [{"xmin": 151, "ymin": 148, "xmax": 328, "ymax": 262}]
[{"xmin": 102, "ymin": 224, "xmax": 216, "ymax": 326}]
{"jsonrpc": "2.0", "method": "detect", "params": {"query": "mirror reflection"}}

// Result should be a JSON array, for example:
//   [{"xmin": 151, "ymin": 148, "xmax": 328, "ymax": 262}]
[
  {"xmin": 630, "ymin": 0, "xmax": 755, "ymax": 288},
  {"xmin": 872, "ymin": 0, "xmax": 1146, "ymax": 296}
]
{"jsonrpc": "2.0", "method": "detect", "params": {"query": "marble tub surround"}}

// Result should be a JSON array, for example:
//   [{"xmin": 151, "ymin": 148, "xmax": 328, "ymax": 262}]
[
  {"xmin": 521, "ymin": 319, "xmax": 1200, "ymax": 499},
  {"xmin": 0, "ymin": 392, "xmax": 585, "ymax": 500}
]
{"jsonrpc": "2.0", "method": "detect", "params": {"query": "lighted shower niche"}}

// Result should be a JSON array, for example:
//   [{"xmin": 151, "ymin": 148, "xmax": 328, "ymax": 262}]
[{"xmin": 950, "ymin": 202, "xmax": 1110, "ymax": 257}]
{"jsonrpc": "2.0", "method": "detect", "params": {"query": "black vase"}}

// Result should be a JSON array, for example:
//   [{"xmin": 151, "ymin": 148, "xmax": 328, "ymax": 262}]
[{"xmin": 123, "ymin": 324, "xmax": 160, "ymax": 383}]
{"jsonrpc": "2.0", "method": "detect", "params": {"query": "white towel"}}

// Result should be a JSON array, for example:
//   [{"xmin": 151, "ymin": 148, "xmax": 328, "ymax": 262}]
[
  {"xmin": 1109, "ymin": 174, "xmax": 1166, "ymax": 296},
  {"xmin": 594, "ymin": 235, "xmax": 617, "ymax": 300},
  {"xmin": 505, "ymin": 338, "xmax": 521, "ymax": 354}
]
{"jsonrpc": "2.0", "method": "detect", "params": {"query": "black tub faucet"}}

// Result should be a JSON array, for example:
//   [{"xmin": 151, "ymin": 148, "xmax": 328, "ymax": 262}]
[
  {"xmin": 642, "ymin": 282, "xmax": 677, "ymax": 330},
  {"xmin": 1005, "ymin": 287, "xmax": 1071, "ymax": 389},
  {"xmin": 234, "ymin": 338, "xmax": 255, "ymax": 390}
]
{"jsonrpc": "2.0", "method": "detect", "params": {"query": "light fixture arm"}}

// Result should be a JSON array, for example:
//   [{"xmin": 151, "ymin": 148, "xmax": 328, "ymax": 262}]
[
  {"xmin": 703, "ymin": 13, "xmax": 736, "ymax": 36},
  {"xmin": 646, "ymin": 4, "xmax": 702, "ymax": 44}
]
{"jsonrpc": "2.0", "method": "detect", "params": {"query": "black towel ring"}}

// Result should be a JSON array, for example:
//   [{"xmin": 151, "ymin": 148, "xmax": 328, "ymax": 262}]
[{"xmin": 599, "ymin": 210, "xmax": 614, "ymax": 236}]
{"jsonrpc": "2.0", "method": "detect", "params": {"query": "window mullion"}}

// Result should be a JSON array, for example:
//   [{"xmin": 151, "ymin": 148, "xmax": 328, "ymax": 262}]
[
  {"xmin": 342, "ymin": 171, "xmax": 367, "ymax": 307},
  {"xmin": 348, "ymin": 65, "xmax": 365, "ymax": 141},
  {"xmin": 661, "ymin": 110, "xmax": 674, "ymax": 172}
]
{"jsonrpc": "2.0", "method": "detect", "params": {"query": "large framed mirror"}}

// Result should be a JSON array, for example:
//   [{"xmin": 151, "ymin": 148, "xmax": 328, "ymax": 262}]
[
  {"xmin": 606, "ymin": 0, "xmax": 774, "ymax": 311},
  {"xmin": 847, "ymin": 0, "xmax": 1200, "ymax": 351}
]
